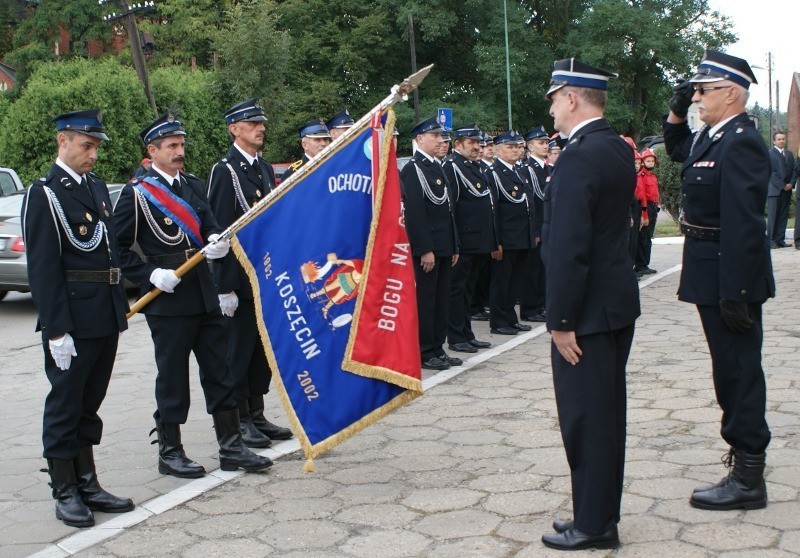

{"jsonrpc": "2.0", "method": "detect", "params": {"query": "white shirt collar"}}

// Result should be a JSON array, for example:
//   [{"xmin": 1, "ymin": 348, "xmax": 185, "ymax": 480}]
[
  {"xmin": 233, "ymin": 142, "xmax": 257, "ymax": 166},
  {"xmin": 482, "ymin": 158, "xmax": 494, "ymax": 165},
  {"xmin": 530, "ymin": 155, "xmax": 546, "ymax": 168},
  {"xmin": 55, "ymin": 158, "xmax": 84, "ymax": 185},
  {"xmin": 496, "ymin": 158, "xmax": 516, "ymax": 171},
  {"xmin": 151, "ymin": 162, "xmax": 180, "ymax": 186},
  {"xmin": 707, "ymin": 114, "xmax": 738, "ymax": 138},
  {"xmin": 568, "ymin": 117, "xmax": 602, "ymax": 139},
  {"xmin": 773, "ymin": 145, "xmax": 784, "ymax": 154}
]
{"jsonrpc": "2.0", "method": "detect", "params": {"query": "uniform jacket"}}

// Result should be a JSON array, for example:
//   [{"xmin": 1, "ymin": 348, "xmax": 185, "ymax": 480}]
[
  {"xmin": 664, "ymin": 113, "xmax": 775, "ymax": 305},
  {"xmin": 768, "ymin": 145, "xmax": 795, "ymax": 196},
  {"xmin": 280, "ymin": 154, "xmax": 309, "ymax": 182},
  {"xmin": 442, "ymin": 151, "xmax": 497, "ymax": 254},
  {"xmin": 207, "ymin": 145, "xmax": 275, "ymax": 299},
  {"xmin": 488, "ymin": 159, "xmax": 536, "ymax": 251},
  {"xmin": 113, "ymin": 168, "xmax": 221, "ymax": 316},
  {"xmin": 522, "ymin": 156, "xmax": 547, "ymax": 237},
  {"xmin": 542, "ymin": 119, "xmax": 640, "ymax": 335},
  {"xmin": 400, "ymin": 151, "xmax": 458, "ymax": 257},
  {"xmin": 22, "ymin": 163, "xmax": 128, "ymax": 339}
]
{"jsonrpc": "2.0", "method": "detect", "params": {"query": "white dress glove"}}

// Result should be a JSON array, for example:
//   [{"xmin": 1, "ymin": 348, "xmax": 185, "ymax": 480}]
[
  {"xmin": 204, "ymin": 234, "xmax": 230, "ymax": 260},
  {"xmin": 218, "ymin": 291, "xmax": 239, "ymax": 317},
  {"xmin": 49, "ymin": 333, "xmax": 77, "ymax": 371},
  {"xmin": 150, "ymin": 268, "xmax": 181, "ymax": 293}
]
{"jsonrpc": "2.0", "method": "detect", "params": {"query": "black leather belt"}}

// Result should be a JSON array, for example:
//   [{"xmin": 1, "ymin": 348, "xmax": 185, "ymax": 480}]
[
  {"xmin": 147, "ymin": 249, "xmax": 198, "ymax": 266},
  {"xmin": 64, "ymin": 268, "xmax": 121, "ymax": 284},
  {"xmin": 680, "ymin": 220, "xmax": 720, "ymax": 240}
]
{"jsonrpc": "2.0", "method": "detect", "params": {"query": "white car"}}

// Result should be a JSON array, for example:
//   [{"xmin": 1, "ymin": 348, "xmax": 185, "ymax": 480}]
[{"xmin": 0, "ymin": 167, "xmax": 24, "ymax": 197}]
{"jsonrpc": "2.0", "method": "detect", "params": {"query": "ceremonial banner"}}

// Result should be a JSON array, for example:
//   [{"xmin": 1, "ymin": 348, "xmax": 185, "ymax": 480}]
[
  {"xmin": 343, "ymin": 110, "xmax": 422, "ymax": 390},
  {"xmin": 231, "ymin": 111, "xmax": 421, "ymax": 464}
]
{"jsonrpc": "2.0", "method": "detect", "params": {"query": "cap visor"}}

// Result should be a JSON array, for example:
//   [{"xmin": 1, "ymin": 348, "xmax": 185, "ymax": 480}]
[
  {"xmin": 689, "ymin": 74, "xmax": 725, "ymax": 84},
  {"xmin": 545, "ymin": 83, "xmax": 565, "ymax": 98},
  {"xmin": 305, "ymin": 132, "xmax": 331, "ymax": 139},
  {"xmin": 241, "ymin": 115, "xmax": 268, "ymax": 122},
  {"xmin": 80, "ymin": 130, "xmax": 110, "ymax": 141}
]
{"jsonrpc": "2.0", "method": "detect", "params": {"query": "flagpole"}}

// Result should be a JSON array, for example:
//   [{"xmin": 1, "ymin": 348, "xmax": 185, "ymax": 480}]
[{"xmin": 126, "ymin": 65, "xmax": 434, "ymax": 319}]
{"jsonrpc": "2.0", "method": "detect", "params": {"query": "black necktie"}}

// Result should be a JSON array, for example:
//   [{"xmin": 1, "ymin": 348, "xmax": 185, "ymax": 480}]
[{"xmin": 170, "ymin": 178, "xmax": 182, "ymax": 197}]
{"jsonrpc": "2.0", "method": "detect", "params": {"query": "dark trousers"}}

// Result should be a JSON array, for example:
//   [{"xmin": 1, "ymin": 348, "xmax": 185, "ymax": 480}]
[
  {"xmin": 225, "ymin": 296, "xmax": 271, "ymax": 402},
  {"xmin": 519, "ymin": 245, "xmax": 544, "ymax": 317},
  {"xmin": 795, "ymin": 189, "xmax": 800, "ymax": 246},
  {"xmin": 766, "ymin": 194, "xmax": 786, "ymax": 244},
  {"xmin": 635, "ymin": 204, "xmax": 657, "ymax": 269},
  {"xmin": 775, "ymin": 189, "xmax": 792, "ymax": 244},
  {"xmin": 42, "ymin": 334, "xmax": 119, "ymax": 459},
  {"xmin": 470, "ymin": 262, "xmax": 490, "ymax": 313},
  {"xmin": 413, "ymin": 256, "xmax": 451, "ymax": 360},
  {"xmin": 552, "ymin": 324, "xmax": 634, "ymax": 535},
  {"xmin": 145, "ymin": 311, "xmax": 237, "ymax": 424},
  {"xmin": 628, "ymin": 208, "xmax": 641, "ymax": 263},
  {"xmin": 696, "ymin": 304, "xmax": 771, "ymax": 453},
  {"xmin": 448, "ymin": 254, "xmax": 487, "ymax": 344},
  {"xmin": 489, "ymin": 248, "xmax": 528, "ymax": 329}
]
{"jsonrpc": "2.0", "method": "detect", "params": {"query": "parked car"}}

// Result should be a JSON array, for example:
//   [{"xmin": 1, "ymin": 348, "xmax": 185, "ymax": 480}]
[
  {"xmin": 272, "ymin": 162, "xmax": 292, "ymax": 186},
  {"xmin": 0, "ymin": 167, "xmax": 24, "ymax": 197},
  {"xmin": 637, "ymin": 136, "xmax": 664, "ymax": 152},
  {"xmin": 0, "ymin": 217, "xmax": 26, "ymax": 300},
  {"xmin": 397, "ymin": 156, "xmax": 412, "ymax": 170},
  {"xmin": 0, "ymin": 183, "xmax": 128, "ymax": 301}
]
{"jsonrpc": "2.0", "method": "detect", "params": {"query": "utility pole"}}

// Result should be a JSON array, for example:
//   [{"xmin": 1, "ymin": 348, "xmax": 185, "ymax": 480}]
[
  {"xmin": 767, "ymin": 52, "xmax": 773, "ymax": 136},
  {"xmin": 502, "ymin": 0, "xmax": 513, "ymax": 129},
  {"xmin": 775, "ymin": 80, "xmax": 781, "ymax": 131},
  {"xmin": 100, "ymin": 1, "xmax": 158, "ymax": 117},
  {"xmin": 407, "ymin": 14, "xmax": 420, "ymax": 123}
]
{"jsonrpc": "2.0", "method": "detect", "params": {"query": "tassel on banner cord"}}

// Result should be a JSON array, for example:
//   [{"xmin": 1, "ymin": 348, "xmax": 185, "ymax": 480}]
[{"xmin": 304, "ymin": 458, "xmax": 315, "ymax": 473}]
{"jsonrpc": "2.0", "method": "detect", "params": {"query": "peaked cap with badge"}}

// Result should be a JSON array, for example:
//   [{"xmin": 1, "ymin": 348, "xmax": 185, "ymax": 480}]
[
  {"xmin": 546, "ymin": 58, "xmax": 618, "ymax": 98},
  {"xmin": 298, "ymin": 118, "xmax": 331, "ymax": 139},
  {"xmin": 54, "ymin": 109, "xmax": 110, "ymax": 141},
  {"xmin": 141, "ymin": 113, "xmax": 186, "ymax": 145},
  {"xmin": 690, "ymin": 49, "xmax": 757, "ymax": 89},
  {"xmin": 326, "ymin": 109, "xmax": 355, "ymax": 130},
  {"xmin": 224, "ymin": 98, "xmax": 267, "ymax": 125},
  {"xmin": 410, "ymin": 117, "xmax": 447, "ymax": 137}
]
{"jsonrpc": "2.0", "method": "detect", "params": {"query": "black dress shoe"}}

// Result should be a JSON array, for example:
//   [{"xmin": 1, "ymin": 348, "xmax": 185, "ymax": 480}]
[
  {"xmin": 467, "ymin": 339, "xmax": 491, "ymax": 349},
  {"xmin": 513, "ymin": 323, "xmax": 532, "ymax": 332},
  {"xmin": 491, "ymin": 327, "xmax": 518, "ymax": 335},
  {"xmin": 552, "ymin": 519, "xmax": 573, "ymax": 533},
  {"xmin": 470, "ymin": 311, "xmax": 490, "ymax": 321},
  {"xmin": 777, "ymin": 241, "xmax": 789, "ymax": 248},
  {"xmin": 449, "ymin": 342, "xmax": 478, "ymax": 353},
  {"xmin": 795, "ymin": 244, "xmax": 800, "ymax": 250},
  {"xmin": 522, "ymin": 313, "xmax": 546, "ymax": 322},
  {"xmin": 422, "ymin": 356, "xmax": 450, "ymax": 370},
  {"xmin": 642, "ymin": 267, "xmax": 657, "ymax": 274},
  {"xmin": 542, "ymin": 526, "xmax": 620, "ymax": 551},
  {"xmin": 439, "ymin": 353, "xmax": 463, "ymax": 366}
]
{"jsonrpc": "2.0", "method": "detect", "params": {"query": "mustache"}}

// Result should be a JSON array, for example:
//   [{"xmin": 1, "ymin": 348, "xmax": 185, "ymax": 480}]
[{"xmin": 171, "ymin": 156, "xmax": 185, "ymax": 163}]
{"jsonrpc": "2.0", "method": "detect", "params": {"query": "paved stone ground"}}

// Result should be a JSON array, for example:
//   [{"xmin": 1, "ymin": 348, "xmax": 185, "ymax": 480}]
[{"xmin": 2, "ymin": 243, "xmax": 799, "ymax": 558}]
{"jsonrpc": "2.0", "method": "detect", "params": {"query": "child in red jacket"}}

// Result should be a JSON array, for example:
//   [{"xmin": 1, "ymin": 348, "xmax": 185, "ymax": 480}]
[{"xmin": 635, "ymin": 148, "xmax": 660, "ymax": 275}]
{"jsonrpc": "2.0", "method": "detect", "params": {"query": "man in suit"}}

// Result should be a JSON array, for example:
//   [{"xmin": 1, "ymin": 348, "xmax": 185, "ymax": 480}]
[
  {"xmin": 207, "ymin": 99, "xmax": 293, "ymax": 449},
  {"xmin": 664, "ymin": 49, "xmax": 773, "ymax": 511},
  {"xmin": 794, "ymin": 155, "xmax": 800, "ymax": 249},
  {"xmin": 442, "ymin": 124, "xmax": 496, "ymax": 353},
  {"xmin": 114, "ymin": 113, "xmax": 272, "ymax": 478},
  {"xmin": 540, "ymin": 59, "xmax": 640, "ymax": 551},
  {"xmin": 519, "ymin": 126, "xmax": 549, "ymax": 322},
  {"xmin": 400, "ymin": 117, "xmax": 460, "ymax": 370},
  {"xmin": 22, "ymin": 109, "xmax": 134, "ymax": 528},
  {"xmin": 767, "ymin": 131, "xmax": 795, "ymax": 248},
  {"xmin": 487, "ymin": 131, "xmax": 535, "ymax": 336},
  {"xmin": 281, "ymin": 119, "xmax": 332, "ymax": 182}
]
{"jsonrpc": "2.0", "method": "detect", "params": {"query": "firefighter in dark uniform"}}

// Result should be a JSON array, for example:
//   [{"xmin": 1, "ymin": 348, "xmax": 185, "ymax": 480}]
[
  {"xmin": 400, "ymin": 117, "xmax": 460, "ymax": 370},
  {"xmin": 664, "ymin": 49, "xmax": 773, "ymax": 511},
  {"xmin": 519, "ymin": 125, "xmax": 549, "ymax": 322},
  {"xmin": 206, "ymin": 99, "xmax": 293, "ymax": 449},
  {"xmin": 487, "ymin": 131, "xmax": 535, "ymax": 336},
  {"xmin": 540, "ymin": 59, "xmax": 640, "ymax": 551},
  {"xmin": 442, "ymin": 124, "xmax": 496, "ymax": 353},
  {"xmin": 22, "ymin": 110, "xmax": 134, "ymax": 528},
  {"xmin": 113, "ymin": 113, "xmax": 271, "ymax": 479},
  {"xmin": 326, "ymin": 109, "xmax": 355, "ymax": 141},
  {"xmin": 280, "ymin": 119, "xmax": 332, "ymax": 182},
  {"xmin": 469, "ymin": 132, "xmax": 495, "ymax": 321}
]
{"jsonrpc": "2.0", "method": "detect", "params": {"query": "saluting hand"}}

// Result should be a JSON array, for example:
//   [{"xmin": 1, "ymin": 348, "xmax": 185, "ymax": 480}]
[{"xmin": 552, "ymin": 330, "xmax": 582, "ymax": 365}]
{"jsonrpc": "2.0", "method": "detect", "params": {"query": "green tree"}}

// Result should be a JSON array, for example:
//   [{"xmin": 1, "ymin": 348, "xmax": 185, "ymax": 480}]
[
  {"xmin": 562, "ymin": 0, "xmax": 735, "ymax": 140},
  {"xmin": 150, "ymin": 66, "xmax": 229, "ymax": 180},
  {"xmin": 0, "ymin": 58, "xmax": 149, "ymax": 184},
  {"xmin": 654, "ymin": 144, "xmax": 682, "ymax": 224},
  {"xmin": 143, "ymin": 0, "xmax": 228, "ymax": 67},
  {"xmin": 0, "ymin": 0, "xmax": 28, "ymax": 60}
]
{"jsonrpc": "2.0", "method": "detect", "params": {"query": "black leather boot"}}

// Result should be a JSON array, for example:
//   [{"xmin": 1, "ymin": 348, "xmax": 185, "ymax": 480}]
[
  {"xmin": 213, "ymin": 408, "xmax": 273, "ymax": 472},
  {"xmin": 690, "ymin": 449, "xmax": 768, "ymax": 510},
  {"xmin": 48, "ymin": 458, "xmax": 94, "ymax": 528},
  {"xmin": 74, "ymin": 447, "xmax": 134, "ymax": 513},
  {"xmin": 237, "ymin": 400, "xmax": 271, "ymax": 448},
  {"xmin": 150, "ymin": 420, "xmax": 206, "ymax": 478},
  {"xmin": 249, "ymin": 395, "xmax": 293, "ymax": 440}
]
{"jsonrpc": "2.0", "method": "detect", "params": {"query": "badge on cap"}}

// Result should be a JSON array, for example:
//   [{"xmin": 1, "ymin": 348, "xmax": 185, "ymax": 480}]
[
  {"xmin": 86, "ymin": 213, "xmax": 92, "ymax": 222},
  {"xmin": 78, "ymin": 225, "xmax": 88, "ymax": 235},
  {"xmin": 167, "ymin": 115, "xmax": 175, "ymax": 124},
  {"xmin": 164, "ymin": 217, "xmax": 173, "ymax": 225}
]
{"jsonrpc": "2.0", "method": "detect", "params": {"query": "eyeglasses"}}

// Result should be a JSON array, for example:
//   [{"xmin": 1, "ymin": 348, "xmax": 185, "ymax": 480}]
[{"xmin": 696, "ymin": 85, "xmax": 731, "ymax": 96}]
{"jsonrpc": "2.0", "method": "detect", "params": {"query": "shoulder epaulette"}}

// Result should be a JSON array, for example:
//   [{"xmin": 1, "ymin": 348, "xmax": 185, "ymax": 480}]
[
  {"xmin": 289, "ymin": 159, "xmax": 303, "ymax": 171},
  {"xmin": 183, "ymin": 172, "xmax": 202, "ymax": 183},
  {"xmin": 130, "ymin": 178, "xmax": 139, "ymax": 184}
]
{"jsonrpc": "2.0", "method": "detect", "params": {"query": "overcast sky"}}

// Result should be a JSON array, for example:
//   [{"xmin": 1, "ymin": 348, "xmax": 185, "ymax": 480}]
[{"xmin": 707, "ymin": 0, "xmax": 800, "ymax": 111}]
